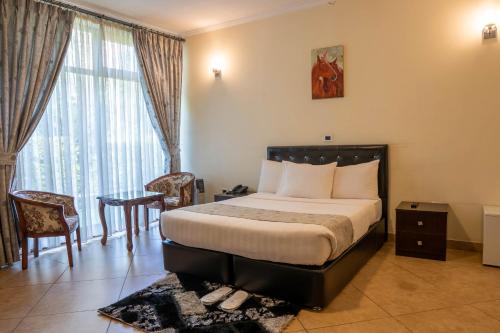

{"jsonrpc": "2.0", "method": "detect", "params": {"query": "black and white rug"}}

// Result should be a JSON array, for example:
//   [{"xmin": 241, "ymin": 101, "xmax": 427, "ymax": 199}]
[{"xmin": 98, "ymin": 273, "xmax": 300, "ymax": 333}]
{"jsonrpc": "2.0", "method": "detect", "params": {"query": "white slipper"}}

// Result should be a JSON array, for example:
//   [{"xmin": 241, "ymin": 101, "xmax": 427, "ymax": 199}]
[
  {"xmin": 200, "ymin": 287, "xmax": 233, "ymax": 305},
  {"xmin": 219, "ymin": 290, "xmax": 251, "ymax": 312}
]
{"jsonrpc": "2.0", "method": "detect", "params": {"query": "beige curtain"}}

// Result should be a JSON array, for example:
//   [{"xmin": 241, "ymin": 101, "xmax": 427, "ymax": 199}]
[
  {"xmin": 0, "ymin": 0, "xmax": 74, "ymax": 266},
  {"xmin": 133, "ymin": 30, "xmax": 183, "ymax": 173}
]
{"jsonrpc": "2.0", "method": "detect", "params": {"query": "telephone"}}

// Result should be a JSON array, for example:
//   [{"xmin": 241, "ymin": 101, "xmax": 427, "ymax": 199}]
[{"xmin": 227, "ymin": 184, "xmax": 248, "ymax": 195}]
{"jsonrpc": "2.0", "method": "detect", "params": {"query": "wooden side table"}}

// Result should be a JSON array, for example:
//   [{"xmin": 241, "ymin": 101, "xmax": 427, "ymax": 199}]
[
  {"xmin": 97, "ymin": 190, "xmax": 165, "ymax": 251},
  {"xmin": 396, "ymin": 201, "xmax": 449, "ymax": 261}
]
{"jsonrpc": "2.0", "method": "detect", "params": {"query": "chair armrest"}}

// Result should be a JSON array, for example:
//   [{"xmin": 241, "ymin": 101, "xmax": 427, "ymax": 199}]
[{"xmin": 179, "ymin": 179, "xmax": 195, "ymax": 206}]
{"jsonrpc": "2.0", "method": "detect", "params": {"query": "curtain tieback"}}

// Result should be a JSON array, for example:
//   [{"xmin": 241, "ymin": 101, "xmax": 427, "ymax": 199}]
[{"xmin": 0, "ymin": 152, "xmax": 17, "ymax": 166}]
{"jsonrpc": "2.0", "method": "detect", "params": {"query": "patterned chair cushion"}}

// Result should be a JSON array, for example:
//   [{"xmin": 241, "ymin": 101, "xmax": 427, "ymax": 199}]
[
  {"xmin": 147, "ymin": 196, "xmax": 181, "ymax": 209},
  {"xmin": 165, "ymin": 197, "xmax": 181, "ymax": 207},
  {"xmin": 21, "ymin": 203, "xmax": 63, "ymax": 233},
  {"xmin": 20, "ymin": 203, "xmax": 79, "ymax": 234}
]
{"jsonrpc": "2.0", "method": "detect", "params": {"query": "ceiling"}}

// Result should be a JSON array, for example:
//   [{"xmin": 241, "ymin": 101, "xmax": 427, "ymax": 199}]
[{"xmin": 65, "ymin": 0, "xmax": 330, "ymax": 36}]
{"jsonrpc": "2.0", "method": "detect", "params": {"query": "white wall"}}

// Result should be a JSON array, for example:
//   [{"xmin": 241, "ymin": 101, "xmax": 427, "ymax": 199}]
[{"xmin": 181, "ymin": 0, "xmax": 500, "ymax": 243}]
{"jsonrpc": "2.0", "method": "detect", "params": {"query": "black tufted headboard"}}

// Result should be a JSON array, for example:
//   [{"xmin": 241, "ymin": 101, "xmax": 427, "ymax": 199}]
[{"xmin": 267, "ymin": 145, "xmax": 389, "ymax": 227}]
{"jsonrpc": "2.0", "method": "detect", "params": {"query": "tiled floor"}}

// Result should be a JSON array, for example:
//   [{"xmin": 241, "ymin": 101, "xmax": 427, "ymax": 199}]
[{"xmin": 1, "ymin": 225, "xmax": 500, "ymax": 333}]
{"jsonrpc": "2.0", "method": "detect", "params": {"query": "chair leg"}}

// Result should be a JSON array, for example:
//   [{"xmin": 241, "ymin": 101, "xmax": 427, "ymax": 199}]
[
  {"xmin": 22, "ymin": 235, "xmax": 28, "ymax": 270},
  {"xmin": 76, "ymin": 227, "xmax": 82, "ymax": 251},
  {"xmin": 143, "ymin": 207, "xmax": 149, "ymax": 231},
  {"xmin": 64, "ymin": 233, "xmax": 74, "ymax": 268},
  {"xmin": 34, "ymin": 238, "xmax": 39, "ymax": 258}
]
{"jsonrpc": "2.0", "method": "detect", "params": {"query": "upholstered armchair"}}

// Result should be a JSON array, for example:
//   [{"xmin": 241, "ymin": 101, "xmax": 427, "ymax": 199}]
[
  {"xmin": 144, "ymin": 172, "xmax": 195, "ymax": 228},
  {"xmin": 10, "ymin": 191, "xmax": 82, "ymax": 269}
]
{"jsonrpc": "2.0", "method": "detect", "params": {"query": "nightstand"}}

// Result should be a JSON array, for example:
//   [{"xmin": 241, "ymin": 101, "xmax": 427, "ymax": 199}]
[
  {"xmin": 214, "ymin": 192, "xmax": 254, "ymax": 202},
  {"xmin": 396, "ymin": 201, "xmax": 449, "ymax": 261}
]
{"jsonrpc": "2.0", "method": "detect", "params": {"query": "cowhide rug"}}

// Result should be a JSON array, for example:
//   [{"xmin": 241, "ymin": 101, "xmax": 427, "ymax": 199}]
[{"xmin": 98, "ymin": 273, "xmax": 300, "ymax": 333}]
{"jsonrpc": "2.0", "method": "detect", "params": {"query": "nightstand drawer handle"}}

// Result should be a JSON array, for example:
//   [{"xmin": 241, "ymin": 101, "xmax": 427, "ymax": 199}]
[
  {"xmin": 417, "ymin": 240, "xmax": 423, "ymax": 246},
  {"xmin": 417, "ymin": 221, "xmax": 424, "ymax": 226}
]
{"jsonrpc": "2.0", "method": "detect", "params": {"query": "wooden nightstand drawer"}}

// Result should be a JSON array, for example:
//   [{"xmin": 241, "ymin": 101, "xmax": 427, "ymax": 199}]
[
  {"xmin": 396, "ymin": 210, "xmax": 446, "ymax": 235},
  {"xmin": 396, "ymin": 232, "xmax": 446, "ymax": 260}
]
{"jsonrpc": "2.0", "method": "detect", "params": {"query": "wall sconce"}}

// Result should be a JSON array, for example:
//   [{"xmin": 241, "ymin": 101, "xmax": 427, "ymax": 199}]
[
  {"xmin": 212, "ymin": 67, "xmax": 222, "ymax": 78},
  {"xmin": 483, "ymin": 23, "xmax": 497, "ymax": 39},
  {"xmin": 211, "ymin": 54, "xmax": 224, "ymax": 79}
]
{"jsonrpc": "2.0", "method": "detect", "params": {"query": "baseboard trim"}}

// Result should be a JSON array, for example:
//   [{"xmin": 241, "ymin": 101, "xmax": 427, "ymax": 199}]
[
  {"xmin": 447, "ymin": 239, "xmax": 483, "ymax": 252},
  {"xmin": 388, "ymin": 233, "xmax": 482, "ymax": 252}
]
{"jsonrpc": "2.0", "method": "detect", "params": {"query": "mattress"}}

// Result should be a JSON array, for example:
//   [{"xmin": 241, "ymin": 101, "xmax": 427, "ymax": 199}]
[{"xmin": 161, "ymin": 193, "xmax": 382, "ymax": 266}]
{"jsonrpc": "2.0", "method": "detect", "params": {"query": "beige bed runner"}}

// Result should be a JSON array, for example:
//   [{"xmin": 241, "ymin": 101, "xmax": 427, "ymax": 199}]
[{"xmin": 180, "ymin": 203, "xmax": 353, "ymax": 259}]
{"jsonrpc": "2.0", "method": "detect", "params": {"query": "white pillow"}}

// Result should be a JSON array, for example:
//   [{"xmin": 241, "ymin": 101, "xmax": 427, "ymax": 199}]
[
  {"xmin": 277, "ymin": 161, "xmax": 337, "ymax": 199},
  {"xmin": 332, "ymin": 160, "xmax": 380, "ymax": 199},
  {"xmin": 257, "ymin": 160, "xmax": 283, "ymax": 193}
]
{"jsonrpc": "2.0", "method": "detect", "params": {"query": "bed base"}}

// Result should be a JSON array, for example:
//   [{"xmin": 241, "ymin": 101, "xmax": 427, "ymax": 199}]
[{"xmin": 162, "ymin": 218, "xmax": 385, "ymax": 308}]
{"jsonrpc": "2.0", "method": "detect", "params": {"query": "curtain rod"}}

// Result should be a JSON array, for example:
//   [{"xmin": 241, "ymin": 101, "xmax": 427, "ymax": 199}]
[{"xmin": 37, "ymin": 0, "xmax": 186, "ymax": 42}]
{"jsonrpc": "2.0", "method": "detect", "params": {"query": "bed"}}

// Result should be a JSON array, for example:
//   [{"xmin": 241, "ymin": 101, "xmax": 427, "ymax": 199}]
[{"xmin": 161, "ymin": 145, "xmax": 388, "ymax": 309}]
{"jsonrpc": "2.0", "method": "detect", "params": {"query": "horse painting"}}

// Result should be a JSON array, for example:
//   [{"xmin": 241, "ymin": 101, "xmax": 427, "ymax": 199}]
[{"xmin": 311, "ymin": 46, "xmax": 344, "ymax": 99}]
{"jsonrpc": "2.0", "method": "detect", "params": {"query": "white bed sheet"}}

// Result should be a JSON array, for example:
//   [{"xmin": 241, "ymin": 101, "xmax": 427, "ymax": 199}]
[{"xmin": 161, "ymin": 193, "xmax": 382, "ymax": 266}]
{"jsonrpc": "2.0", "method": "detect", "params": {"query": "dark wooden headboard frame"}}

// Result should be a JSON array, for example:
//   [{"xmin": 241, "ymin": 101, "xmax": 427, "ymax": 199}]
[{"xmin": 267, "ymin": 145, "xmax": 389, "ymax": 238}]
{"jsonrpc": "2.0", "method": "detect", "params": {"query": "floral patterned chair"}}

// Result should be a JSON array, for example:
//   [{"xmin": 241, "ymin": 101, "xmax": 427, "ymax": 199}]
[
  {"xmin": 10, "ymin": 190, "xmax": 82, "ymax": 269},
  {"xmin": 144, "ymin": 172, "xmax": 195, "ymax": 230}
]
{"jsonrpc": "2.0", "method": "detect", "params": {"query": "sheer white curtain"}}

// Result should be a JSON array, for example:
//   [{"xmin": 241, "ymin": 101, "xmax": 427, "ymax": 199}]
[{"xmin": 16, "ymin": 16, "xmax": 165, "ymax": 250}]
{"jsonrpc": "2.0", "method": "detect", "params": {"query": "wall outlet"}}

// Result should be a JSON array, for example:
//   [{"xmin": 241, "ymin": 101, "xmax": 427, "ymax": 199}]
[{"xmin": 323, "ymin": 135, "xmax": 333, "ymax": 142}]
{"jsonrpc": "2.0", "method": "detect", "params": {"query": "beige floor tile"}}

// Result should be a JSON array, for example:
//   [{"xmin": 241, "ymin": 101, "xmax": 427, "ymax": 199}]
[
  {"xmin": 298, "ymin": 285, "xmax": 388, "ymax": 329},
  {"xmin": 446, "ymin": 248, "xmax": 483, "ymax": 265},
  {"xmin": 353, "ymin": 261, "xmax": 458, "ymax": 316},
  {"xmin": 133, "ymin": 237, "xmax": 163, "ymax": 256},
  {"xmin": 0, "ymin": 285, "xmax": 50, "ymax": 319},
  {"xmin": 128, "ymin": 254, "xmax": 166, "ymax": 277},
  {"xmin": 415, "ymin": 264, "xmax": 500, "ymax": 304},
  {"xmin": 471, "ymin": 299, "xmax": 500, "ymax": 320},
  {"xmin": 29, "ymin": 278, "xmax": 124, "ymax": 316},
  {"xmin": 107, "ymin": 321, "xmax": 142, "ymax": 333},
  {"xmin": 136, "ymin": 224, "xmax": 162, "ymax": 241},
  {"xmin": 56, "ymin": 255, "xmax": 132, "ymax": 282},
  {"xmin": 47, "ymin": 239, "xmax": 132, "ymax": 265},
  {"xmin": 283, "ymin": 318, "xmax": 305, "ymax": 332},
  {"xmin": 3, "ymin": 231, "xmax": 497, "ymax": 333},
  {"xmin": 14, "ymin": 311, "xmax": 109, "ymax": 333},
  {"xmin": 0, "ymin": 318, "xmax": 21, "ymax": 333},
  {"xmin": 308, "ymin": 318, "xmax": 411, "ymax": 333},
  {"xmin": 351, "ymin": 256, "xmax": 403, "ymax": 286},
  {"xmin": 120, "ymin": 274, "xmax": 165, "ymax": 298},
  {"xmin": 396, "ymin": 305, "xmax": 500, "ymax": 333},
  {"xmin": 389, "ymin": 249, "xmax": 484, "ymax": 279},
  {"xmin": 0, "ymin": 258, "xmax": 67, "ymax": 288}
]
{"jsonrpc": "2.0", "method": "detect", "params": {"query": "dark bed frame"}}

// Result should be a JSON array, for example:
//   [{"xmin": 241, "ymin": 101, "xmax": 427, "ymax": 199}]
[{"xmin": 163, "ymin": 145, "xmax": 388, "ymax": 309}]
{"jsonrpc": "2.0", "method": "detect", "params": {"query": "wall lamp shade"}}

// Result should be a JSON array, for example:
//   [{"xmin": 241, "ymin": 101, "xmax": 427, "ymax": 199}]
[{"xmin": 483, "ymin": 23, "xmax": 497, "ymax": 39}]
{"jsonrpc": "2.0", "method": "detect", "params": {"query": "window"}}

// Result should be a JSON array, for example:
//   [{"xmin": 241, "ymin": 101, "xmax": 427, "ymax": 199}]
[{"xmin": 17, "ymin": 17, "xmax": 165, "ymax": 249}]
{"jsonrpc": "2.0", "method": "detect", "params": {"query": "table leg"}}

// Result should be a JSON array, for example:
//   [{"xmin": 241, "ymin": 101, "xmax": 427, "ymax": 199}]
[
  {"xmin": 143, "ymin": 206, "xmax": 149, "ymax": 231},
  {"xmin": 158, "ymin": 197, "xmax": 166, "ymax": 240},
  {"xmin": 134, "ymin": 204, "xmax": 139, "ymax": 236},
  {"xmin": 124, "ymin": 204, "xmax": 133, "ymax": 251},
  {"xmin": 99, "ymin": 200, "xmax": 108, "ymax": 246}
]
